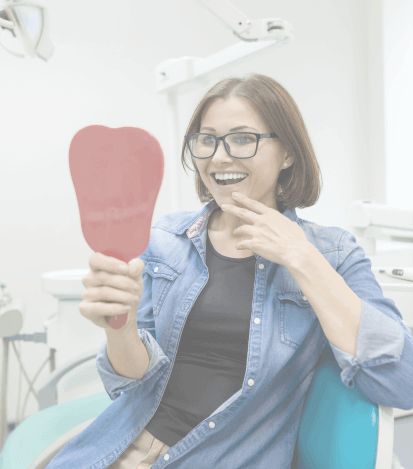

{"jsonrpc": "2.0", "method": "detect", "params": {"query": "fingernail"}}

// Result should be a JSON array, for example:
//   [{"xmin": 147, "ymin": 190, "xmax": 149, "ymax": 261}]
[
  {"xmin": 221, "ymin": 204, "xmax": 227, "ymax": 210},
  {"xmin": 118, "ymin": 265, "xmax": 128, "ymax": 273},
  {"xmin": 232, "ymin": 192, "xmax": 240, "ymax": 198}
]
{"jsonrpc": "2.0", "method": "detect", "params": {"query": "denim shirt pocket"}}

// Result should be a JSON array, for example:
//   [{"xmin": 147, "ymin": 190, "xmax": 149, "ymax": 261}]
[
  {"xmin": 278, "ymin": 291, "xmax": 318, "ymax": 350},
  {"xmin": 145, "ymin": 259, "xmax": 181, "ymax": 316}
]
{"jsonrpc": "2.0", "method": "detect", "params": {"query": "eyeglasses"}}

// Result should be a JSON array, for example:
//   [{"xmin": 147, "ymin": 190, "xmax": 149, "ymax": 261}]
[{"xmin": 184, "ymin": 132, "xmax": 279, "ymax": 159}]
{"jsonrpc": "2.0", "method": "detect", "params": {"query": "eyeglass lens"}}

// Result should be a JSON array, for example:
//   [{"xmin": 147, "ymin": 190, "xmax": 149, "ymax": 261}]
[{"xmin": 188, "ymin": 133, "xmax": 258, "ymax": 158}]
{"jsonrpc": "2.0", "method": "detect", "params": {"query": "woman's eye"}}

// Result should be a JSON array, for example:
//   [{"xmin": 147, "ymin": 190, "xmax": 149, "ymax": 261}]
[{"xmin": 233, "ymin": 137, "xmax": 250, "ymax": 145}]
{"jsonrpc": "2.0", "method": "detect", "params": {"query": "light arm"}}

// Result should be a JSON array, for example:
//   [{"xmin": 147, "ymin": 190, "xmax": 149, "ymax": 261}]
[
  {"xmin": 195, "ymin": 0, "xmax": 292, "ymax": 42},
  {"xmin": 196, "ymin": 0, "xmax": 252, "ymax": 36}
]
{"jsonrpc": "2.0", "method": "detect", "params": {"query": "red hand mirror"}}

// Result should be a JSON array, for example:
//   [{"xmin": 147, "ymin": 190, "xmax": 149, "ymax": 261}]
[{"xmin": 69, "ymin": 125, "xmax": 164, "ymax": 329}]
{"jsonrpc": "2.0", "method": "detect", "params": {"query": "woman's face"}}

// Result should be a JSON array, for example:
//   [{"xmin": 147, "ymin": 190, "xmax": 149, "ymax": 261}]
[{"xmin": 193, "ymin": 97, "xmax": 292, "ymax": 212}]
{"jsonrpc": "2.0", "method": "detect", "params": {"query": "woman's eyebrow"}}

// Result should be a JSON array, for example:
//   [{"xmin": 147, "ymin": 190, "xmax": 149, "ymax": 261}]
[{"xmin": 200, "ymin": 125, "xmax": 259, "ymax": 132}]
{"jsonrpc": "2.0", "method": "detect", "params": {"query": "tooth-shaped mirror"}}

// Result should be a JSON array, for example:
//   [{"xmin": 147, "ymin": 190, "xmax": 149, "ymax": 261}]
[{"xmin": 69, "ymin": 125, "xmax": 164, "ymax": 329}]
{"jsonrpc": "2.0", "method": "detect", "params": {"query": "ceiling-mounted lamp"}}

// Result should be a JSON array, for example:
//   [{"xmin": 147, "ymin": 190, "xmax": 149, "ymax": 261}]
[{"xmin": 0, "ymin": 0, "xmax": 53, "ymax": 61}]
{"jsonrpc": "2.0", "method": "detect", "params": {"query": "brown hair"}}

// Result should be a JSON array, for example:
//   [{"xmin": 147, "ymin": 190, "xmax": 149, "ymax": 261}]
[{"xmin": 180, "ymin": 73, "xmax": 322, "ymax": 213}]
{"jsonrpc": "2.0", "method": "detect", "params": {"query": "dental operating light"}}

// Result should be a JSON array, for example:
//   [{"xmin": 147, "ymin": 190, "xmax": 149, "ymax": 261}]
[{"xmin": 0, "ymin": 0, "xmax": 53, "ymax": 61}]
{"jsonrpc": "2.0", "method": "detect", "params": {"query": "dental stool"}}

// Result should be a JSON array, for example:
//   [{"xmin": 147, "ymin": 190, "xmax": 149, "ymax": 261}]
[{"xmin": 0, "ymin": 344, "xmax": 401, "ymax": 469}]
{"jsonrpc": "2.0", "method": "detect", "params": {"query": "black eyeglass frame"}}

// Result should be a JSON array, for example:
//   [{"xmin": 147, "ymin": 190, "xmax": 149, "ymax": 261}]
[{"xmin": 184, "ymin": 132, "xmax": 279, "ymax": 159}]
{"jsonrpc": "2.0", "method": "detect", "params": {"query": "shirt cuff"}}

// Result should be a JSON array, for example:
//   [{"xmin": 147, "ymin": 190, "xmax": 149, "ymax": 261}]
[
  {"xmin": 329, "ymin": 298, "xmax": 405, "ymax": 388},
  {"xmin": 96, "ymin": 328, "xmax": 170, "ymax": 400}
]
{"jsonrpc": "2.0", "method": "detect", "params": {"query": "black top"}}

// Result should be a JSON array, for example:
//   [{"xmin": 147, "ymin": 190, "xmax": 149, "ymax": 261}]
[{"xmin": 145, "ymin": 231, "xmax": 256, "ymax": 447}]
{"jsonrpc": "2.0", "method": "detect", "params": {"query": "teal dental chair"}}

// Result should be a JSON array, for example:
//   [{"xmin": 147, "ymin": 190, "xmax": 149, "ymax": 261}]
[{"xmin": 0, "ymin": 343, "xmax": 402, "ymax": 469}]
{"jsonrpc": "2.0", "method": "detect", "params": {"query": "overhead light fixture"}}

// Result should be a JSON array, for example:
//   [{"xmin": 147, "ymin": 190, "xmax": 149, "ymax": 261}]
[{"xmin": 0, "ymin": 0, "xmax": 53, "ymax": 61}]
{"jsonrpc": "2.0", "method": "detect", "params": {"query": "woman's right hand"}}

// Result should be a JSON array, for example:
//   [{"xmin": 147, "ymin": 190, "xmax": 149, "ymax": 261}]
[{"xmin": 79, "ymin": 252, "xmax": 145, "ymax": 332}]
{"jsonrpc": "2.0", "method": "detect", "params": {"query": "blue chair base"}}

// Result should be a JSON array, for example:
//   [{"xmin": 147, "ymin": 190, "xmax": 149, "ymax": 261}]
[{"xmin": 296, "ymin": 345, "xmax": 378, "ymax": 469}]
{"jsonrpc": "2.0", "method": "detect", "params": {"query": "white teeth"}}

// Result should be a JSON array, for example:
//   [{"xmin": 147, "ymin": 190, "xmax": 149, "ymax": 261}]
[{"xmin": 214, "ymin": 173, "xmax": 248, "ymax": 181}]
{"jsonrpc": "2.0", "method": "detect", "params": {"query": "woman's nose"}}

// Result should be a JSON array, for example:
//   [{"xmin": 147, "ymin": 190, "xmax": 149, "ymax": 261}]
[{"xmin": 213, "ymin": 138, "xmax": 232, "ymax": 159}]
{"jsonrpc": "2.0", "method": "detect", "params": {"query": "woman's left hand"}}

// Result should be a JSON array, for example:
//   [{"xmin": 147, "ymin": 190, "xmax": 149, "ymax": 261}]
[{"xmin": 221, "ymin": 192, "xmax": 311, "ymax": 268}]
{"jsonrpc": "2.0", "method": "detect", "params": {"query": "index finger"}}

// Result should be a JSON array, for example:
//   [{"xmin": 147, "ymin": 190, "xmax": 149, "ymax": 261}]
[
  {"xmin": 89, "ymin": 252, "xmax": 128, "ymax": 275},
  {"xmin": 128, "ymin": 258, "xmax": 145, "ymax": 280}
]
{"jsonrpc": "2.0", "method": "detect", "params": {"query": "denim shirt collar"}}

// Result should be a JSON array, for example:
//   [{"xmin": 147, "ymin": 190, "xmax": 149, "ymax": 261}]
[
  {"xmin": 182, "ymin": 199, "xmax": 298, "ymax": 239},
  {"xmin": 168, "ymin": 199, "xmax": 298, "ymax": 261}
]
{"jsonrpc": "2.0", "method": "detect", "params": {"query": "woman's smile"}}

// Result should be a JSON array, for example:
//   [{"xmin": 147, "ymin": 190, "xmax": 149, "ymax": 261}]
[{"xmin": 211, "ymin": 174, "xmax": 249, "ymax": 190}]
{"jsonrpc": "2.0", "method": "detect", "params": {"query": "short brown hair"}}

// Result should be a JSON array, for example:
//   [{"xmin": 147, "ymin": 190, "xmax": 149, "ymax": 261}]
[{"xmin": 181, "ymin": 73, "xmax": 323, "ymax": 213}]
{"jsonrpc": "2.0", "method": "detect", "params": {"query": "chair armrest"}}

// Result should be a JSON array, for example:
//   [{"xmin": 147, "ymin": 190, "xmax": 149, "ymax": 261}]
[
  {"xmin": 376, "ymin": 406, "xmax": 394, "ymax": 469},
  {"xmin": 38, "ymin": 348, "xmax": 99, "ymax": 410},
  {"xmin": 26, "ymin": 417, "xmax": 97, "ymax": 469}
]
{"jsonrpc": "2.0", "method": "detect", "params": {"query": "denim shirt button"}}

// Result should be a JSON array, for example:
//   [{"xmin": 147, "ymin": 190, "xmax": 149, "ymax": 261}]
[
  {"xmin": 209, "ymin": 421, "xmax": 216, "ymax": 428},
  {"xmin": 302, "ymin": 296, "xmax": 308, "ymax": 301},
  {"xmin": 164, "ymin": 454, "xmax": 170, "ymax": 460},
  {"xmin": 154, "ymin": 267, "xmax": 159, "ymax": 272},
  {"xmin": 258, "ymin": 264, "xmax": 265, "ymax": 269},
  {"xmin": 248, "ymin": 379, "xmax": 255, "ymax": 386},
  {"xmin": 254, "ymin": 318, "xmax": 260, "ymax": 324}
]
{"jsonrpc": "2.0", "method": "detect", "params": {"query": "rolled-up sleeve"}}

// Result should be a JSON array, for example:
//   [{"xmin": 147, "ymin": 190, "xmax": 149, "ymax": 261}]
[
  {"xmin": 96, "ymin": 328, "xmax": 170, "ymax": 401},
  {"xmin": 329, "ymin": 230, "xmax": 413, "ymax": 410}
]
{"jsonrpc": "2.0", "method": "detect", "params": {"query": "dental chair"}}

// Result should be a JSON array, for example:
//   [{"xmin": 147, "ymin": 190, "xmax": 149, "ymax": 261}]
[{"xmin": 0, "ymin": 342, "xmax": 403, "ymax": 469}]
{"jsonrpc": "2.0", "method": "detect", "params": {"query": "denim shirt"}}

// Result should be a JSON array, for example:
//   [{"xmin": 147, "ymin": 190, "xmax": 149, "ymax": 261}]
[{"xmin": 46, "ymin": 199, "xmax": 413, "ymax": 469}]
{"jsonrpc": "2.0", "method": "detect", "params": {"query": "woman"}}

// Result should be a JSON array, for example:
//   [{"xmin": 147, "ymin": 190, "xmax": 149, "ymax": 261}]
[{"xmin": 46, "ymin": 74, "xmax": 412, "ymax": 469}]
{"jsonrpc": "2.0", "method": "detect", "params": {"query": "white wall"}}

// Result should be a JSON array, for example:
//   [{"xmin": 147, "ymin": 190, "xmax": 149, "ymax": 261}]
[
  {"xmin": 383, "ymin": 0, "xmax": 413, "ymax": 210},
  {"xmin": 0, "ymin": 0, "xmax": 410, "ymax": 429}
]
